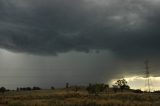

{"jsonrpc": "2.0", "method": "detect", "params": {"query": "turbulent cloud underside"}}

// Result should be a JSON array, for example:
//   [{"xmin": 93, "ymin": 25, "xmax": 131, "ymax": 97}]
[{"xmin": 0, "ymin": 0, "xmax": 160, "ymax": 57}]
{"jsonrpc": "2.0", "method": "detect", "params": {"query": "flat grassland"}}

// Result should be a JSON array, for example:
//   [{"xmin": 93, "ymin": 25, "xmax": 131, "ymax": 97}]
[{"xmin": 0, "ymin": 89, "xmax": 159, "ymax": 106}]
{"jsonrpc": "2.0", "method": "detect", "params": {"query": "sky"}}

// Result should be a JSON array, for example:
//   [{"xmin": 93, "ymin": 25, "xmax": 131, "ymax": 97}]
[{"xmin": 0, "ymin": 0, "xmax": 160, "ymax": 90}]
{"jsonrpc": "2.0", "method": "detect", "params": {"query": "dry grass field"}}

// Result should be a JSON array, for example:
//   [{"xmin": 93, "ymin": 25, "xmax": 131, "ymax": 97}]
[{"xmin": 0, "ymin": 89, "xmax": 160, "ymax": 106}]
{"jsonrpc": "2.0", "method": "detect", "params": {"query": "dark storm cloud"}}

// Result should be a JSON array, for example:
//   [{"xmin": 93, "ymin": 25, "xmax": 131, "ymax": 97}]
[{"xmin": 0, "ymin": 0, "xmax": 160, "ymax": 57}]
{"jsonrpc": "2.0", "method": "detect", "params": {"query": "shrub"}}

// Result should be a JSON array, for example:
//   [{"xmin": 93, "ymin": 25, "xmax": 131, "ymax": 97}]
[{"xmin": 51, "ymin": 86, "xmax": 55, "ymax": 90}]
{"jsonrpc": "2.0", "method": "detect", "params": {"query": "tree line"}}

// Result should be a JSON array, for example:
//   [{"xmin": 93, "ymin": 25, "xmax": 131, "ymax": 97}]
[
  {"xmin": 16, "ymin": 86, "xmax": 41, "ymax": 91},
  {"xmin": 1, "ymin": 78, "xmax": 159, "ymax": 94}
]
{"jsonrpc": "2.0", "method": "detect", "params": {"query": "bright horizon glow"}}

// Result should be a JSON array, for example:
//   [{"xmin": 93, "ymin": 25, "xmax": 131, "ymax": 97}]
[{"xmin": 110, "ymin": 76, "xmax": 160, "ymax": 91}]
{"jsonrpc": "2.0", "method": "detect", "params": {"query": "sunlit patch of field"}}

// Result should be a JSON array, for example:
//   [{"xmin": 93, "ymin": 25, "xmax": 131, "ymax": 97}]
[{"xmin": 0, "ymin": 89, "xmax": 160, "ymax": 106}]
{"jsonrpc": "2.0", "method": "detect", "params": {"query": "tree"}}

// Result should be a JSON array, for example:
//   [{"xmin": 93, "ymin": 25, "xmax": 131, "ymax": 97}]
[
  {"xmin": 115, "ymin": 79, "xmax": 130, "ymax": 92},
  {"xmin": 98, "ymin": 84, "xmax": 109, "ymax": 92},
  {"xmin": 112, "ymin": 85, "xmax": 118, "ymax": 93},
  {"xmin": 0, "ymin": 87, "xmax": 6, "ymax": 94},
  {"xmin": 66, "ymin": 82, "xmax": 69, "ymax": 89},
  {"xmin": 32, "ymin": 87, "xmax": 41, "ymax": 90},
  {"xmin": 86, "ymin": 83, "xmax": 109, "ymax": 96},
  {"xmin": 17, "ymin": 87, "xmax": 20, "ymax": 91},
  {"xmin": 26, "ymin": 87, "xmax": 32, "ymax": 91}
]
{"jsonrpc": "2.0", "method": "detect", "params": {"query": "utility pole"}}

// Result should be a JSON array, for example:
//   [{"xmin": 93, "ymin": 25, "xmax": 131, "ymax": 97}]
[{"xmin": 145, "ymin": 59, "xmax": 151, "ymax": 92}]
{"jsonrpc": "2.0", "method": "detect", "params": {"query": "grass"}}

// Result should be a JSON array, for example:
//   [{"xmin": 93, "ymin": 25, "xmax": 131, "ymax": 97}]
[{"xmin": 0, "ymin": 89, "xmax": 160, "ymax": 106}]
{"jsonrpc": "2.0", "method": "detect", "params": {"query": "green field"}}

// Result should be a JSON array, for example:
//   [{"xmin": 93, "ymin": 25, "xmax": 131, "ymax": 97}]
[{"xmin": 0, "ymin": 89, "xmax": 159, "ymax": 106}]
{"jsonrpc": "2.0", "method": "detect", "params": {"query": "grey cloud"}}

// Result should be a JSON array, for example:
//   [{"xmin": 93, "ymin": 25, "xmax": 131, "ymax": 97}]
[{"xmin": 0, "ymin": 0, "xmax": 160, "ymax": 58}]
